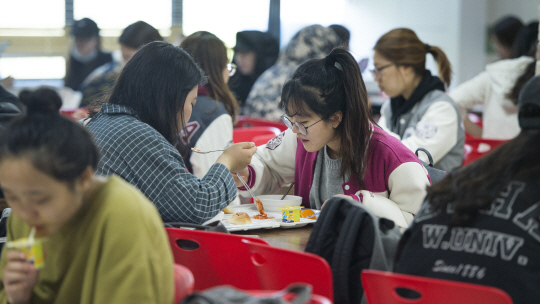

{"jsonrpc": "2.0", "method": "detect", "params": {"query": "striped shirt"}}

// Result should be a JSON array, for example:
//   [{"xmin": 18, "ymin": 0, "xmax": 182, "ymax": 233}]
[{"xmin": 86, "ymin": 103, "xmax": 236, "ymax": 223}]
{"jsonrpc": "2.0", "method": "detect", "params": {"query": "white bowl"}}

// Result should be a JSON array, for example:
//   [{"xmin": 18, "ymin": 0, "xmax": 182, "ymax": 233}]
[{"xmin": 257, "ymin": 195, "xmax": 303, "ymax": 212}]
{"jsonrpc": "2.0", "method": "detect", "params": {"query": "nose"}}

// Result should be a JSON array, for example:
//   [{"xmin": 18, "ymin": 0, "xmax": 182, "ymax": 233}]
[{"xmin": 291, "ymin": 123, "xmax": 300, "ymax": 134}]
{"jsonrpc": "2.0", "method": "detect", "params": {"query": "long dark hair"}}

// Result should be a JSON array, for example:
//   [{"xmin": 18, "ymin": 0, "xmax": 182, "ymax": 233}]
[
  {"xmin": 426, "ymin": 130, "xmax": 540, "ymax": 226},
  {"xmin": 107, "ymin": 41, "xmax": 205, "ymax": 143},
  {"xmin": 180, "ymin": 31, "xmax": 239, "ymax": 118},
  {"xmin": 507, "ymin": 22, "xmax": 538, "ymax": 105},
  {"xmin": 374, "ymin": 28, "xmax": 452, "ymax": 87},
  {"xmin": 0, "ymin": 99, "xmax": 99, "ymax": 186},
  {"xmin": 279, "ymin": 48, "xmax": 374, "ymax": 187}
]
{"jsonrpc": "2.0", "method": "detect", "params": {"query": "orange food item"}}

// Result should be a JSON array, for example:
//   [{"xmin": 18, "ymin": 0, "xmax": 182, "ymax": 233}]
[
  {"xmin": 253, "ymin": 214, "xmax": 275, "ymax": 219},
  {"xmin": 255, "ymin": 198, "xmax": 266, "ymax": 215},
  {"xmin": 301, "ymin": 209, "xmax": 317, "ymax": 219}
]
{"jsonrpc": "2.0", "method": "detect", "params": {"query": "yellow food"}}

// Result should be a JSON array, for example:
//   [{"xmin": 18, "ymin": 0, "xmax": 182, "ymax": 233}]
[{"xmin": 300, "ymin": 209, "xmax": 316, "ymax": 219}]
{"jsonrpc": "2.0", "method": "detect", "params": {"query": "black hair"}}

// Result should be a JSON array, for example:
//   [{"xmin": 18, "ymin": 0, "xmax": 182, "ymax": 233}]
[
  {"xmin": 426, "ymin": 130, "xmax": 540, "ymax": 226},
  {"xmin": 329, "ymin": 24, "xmax": 350, "ymax": 48},
  {"xmin": 279, "ymin": 47, "xmax": 374, "ymax": 187},
  {"xmin": 0, "ymin": 97, "xmax": 99, "ymax": 185},
  {"xmin": 18, "ymin": 87, "xmax": 62, "ymax": 112},
  {"xmin": 490, "ymin": 16, "xmax": 523, "ymax": 51},
  {"xmin": 509, "ymin": 21, "xmax": 538, "ymax": 58},
  {"xmin": 107, "ymin": 41, "xmax": 205, "ymax": 143},
  {"xmin": 118, "ymin": 21, "xmax": 164, "ymax": 49}
]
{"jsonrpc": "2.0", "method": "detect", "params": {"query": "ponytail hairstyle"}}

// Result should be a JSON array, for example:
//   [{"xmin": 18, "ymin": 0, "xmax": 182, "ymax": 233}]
[
  {"xmin": 0, "ymin": 95, "xmax": 99, "ymax": 188},
  {"xmin": 374, "ymin": 28, "xmax": 452, "ymax": 87},
  {"xmin": 18, "ymin": 87, "xmax": 62, "ymax": 112},
  {"xmin": 180, "ymin": 31, "xmax": 239, "ymax": 118},
  {"xmin": 279, "ymin": 48, "xmax": 374, "ymax": 188}
]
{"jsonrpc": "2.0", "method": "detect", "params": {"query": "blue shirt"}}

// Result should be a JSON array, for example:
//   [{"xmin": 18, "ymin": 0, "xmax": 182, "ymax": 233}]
[{"xmin": 86, "ymin": 103, "xmax": 236, "ymax": 223}]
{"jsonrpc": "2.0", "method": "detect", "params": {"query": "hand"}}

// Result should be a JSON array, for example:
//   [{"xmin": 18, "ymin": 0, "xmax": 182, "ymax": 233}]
[
  {"xmin": 216, "ymin": 142, "xmax": 256, "ymax": 173},
  {"xmin": 321, "ymin": 194, "xmax": 353, "ymax": 210},
  {"xmin": 3, "ymin": 251, "xmax": 38, "ymax": 304},
  {"xmin": 71, "ymin": 108, "xmax": 89, "ymax": 120},
  {"xmin": 232, "ymin": 167, "xmax": 250, "ymax": 188}
]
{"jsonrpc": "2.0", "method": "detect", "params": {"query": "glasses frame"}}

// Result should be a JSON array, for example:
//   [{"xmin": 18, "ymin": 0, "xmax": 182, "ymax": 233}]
[
  {"xmin": 370, "ymin": 63, "xmax": 394, "ymax": 79},
  {"xmin": 281, "ymin": 115, "xmax": 323, "ymax": 136},
  {"xmin": 227, "ymin": 63, "xmax": 237, "ymax": 77}
]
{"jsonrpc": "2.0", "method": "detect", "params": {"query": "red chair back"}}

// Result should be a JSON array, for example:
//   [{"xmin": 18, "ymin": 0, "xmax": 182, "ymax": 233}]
[
  {"xmin": 233, "ymin": 126, "xmax": 281, "ymax": 144},
  {"xmin": 244, "ymin": 240, "xmax": 333, "ymax": 300},
  {"xmin": 236, "ymin": 116, "xmax": 288, "ymax": 132},
  {"xmin": 463, "ymin": 137, "xmax": 507, "ymax": 166},
  {"xmin": 361, "ymin": 270, "xmax": 513, "ymax": 304},
  {"xmin": 245, "ymin": 290, "xmax": 332, "ymax": 304},
  {"xmin": 173, "ymin": 264, "xmax": 194, "ymax": 303},
  {"xmin": 166, "ymin": 228, "xmax": 268, "ymax": 291}
]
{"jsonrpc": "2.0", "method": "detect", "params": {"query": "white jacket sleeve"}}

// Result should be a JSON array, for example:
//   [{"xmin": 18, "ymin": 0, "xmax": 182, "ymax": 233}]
[
  {"xmin": 449, "ymin": 71, "xmax": 490, "ymax": 112},
  {"xmin": 239, "ymin": 129, "xmax": 297, "ymax": 196},
  {"xmin": 190, "ymin": 114, "xmax": 233, "ymax": 178},
  {"xmin": 401, "ymin": 101, "xmax": 458, "ymax": 164},
  {"xmin": 360, "ymin": 162, "xmax": 429, "ymax": 228}
]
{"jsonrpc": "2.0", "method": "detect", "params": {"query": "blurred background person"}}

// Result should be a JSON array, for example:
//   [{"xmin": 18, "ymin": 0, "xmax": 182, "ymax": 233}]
[
  {"xmin": 450, "ymin": 21, "xmax": 538, "ymax": 139},
  {"xmin": 64, "ymin": 18, "xmax": 113, "ymax": 91},
  {"xmin": 178, "ymin": 31, "xmax": 239, "ymax": 178},
  {"xmin": 228, "ymin": 30, "xmax": 279, "ymax": 110},
  {"xmin": 328, "ymin": 24, "xmax": 350, "ymax": 51},
  {"xmin": 79, "ymin": 21, "xmax": 163, "ymax": 107},
  {"xmin": 490, "ymin": 15, "xmax": 523, "ymax": 60},
  {"xmin": 374, "ymin": 28, "xmax": 464, "ymax": 171},
  {"xmin": 242, "ymin": 24, "xmax": 339, "ymax": 120}
]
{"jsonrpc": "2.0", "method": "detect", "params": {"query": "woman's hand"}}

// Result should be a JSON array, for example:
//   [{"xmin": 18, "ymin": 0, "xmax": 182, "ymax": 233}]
[
  {"xmin": 216, "ymin": 142, "xmax": 257, "ymax": 173},
  {"xmin": 3, "ymin": 251, "xmax": 38, "ymax": 304},
  {"xmin": 232, "ymin": 167, "xmax": 250, "ymax": 188}
]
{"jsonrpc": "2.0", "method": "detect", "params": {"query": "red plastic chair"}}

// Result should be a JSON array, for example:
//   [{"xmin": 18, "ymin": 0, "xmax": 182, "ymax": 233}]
[
  {"xmin": 173, "ymin": 264, "xmax": 194, "ymax": 303},
  {"xmin": 361, "ymin": 270, "xmax": 513, "ymax": 304},
  {"xmin": 244, "ymin": 240, "xmax": 333, "ymax": 300},
  {"xmin": 236, "ymin": 116, "xmax": 288, "ymax": 132},
  {"xmin": 463, "ymin": 137, "xmax": 507, "ymax": 166},
  {"xmin": 251, "ymin": 133, "xmax": 277, "ymax": 146},
  {"xmin": 233, "ymin": 126, "xmax": 281, "ymax": 143},
  {"xmin": 166, "ymin": 228, "xmax": 269, "ymax": 291}
]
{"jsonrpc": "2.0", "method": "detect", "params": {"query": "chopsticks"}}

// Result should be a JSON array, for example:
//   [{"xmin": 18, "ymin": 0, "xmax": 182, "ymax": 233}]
[{"xmin": 235, "ymin": 173, "xmax": 258, "ymax": 201}]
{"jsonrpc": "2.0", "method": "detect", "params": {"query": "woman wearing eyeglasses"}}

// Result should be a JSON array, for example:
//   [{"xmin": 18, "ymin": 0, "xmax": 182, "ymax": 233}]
[
  {"xmin": 234, "ymin": 48, "xmax": 430, "ymax": 228},
  {"xmin": 373, "ymin": 28, "xmax": 464, "ymax": 171},
  {"xmin": 178, "ymin": 31, "xmax": 240, "ymax": 178}
]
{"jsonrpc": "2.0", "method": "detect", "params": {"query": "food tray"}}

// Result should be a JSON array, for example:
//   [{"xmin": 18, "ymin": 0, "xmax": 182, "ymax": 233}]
[{"xmin": 222, "ymin": 205, "xmax": 319, "ymax": 232}]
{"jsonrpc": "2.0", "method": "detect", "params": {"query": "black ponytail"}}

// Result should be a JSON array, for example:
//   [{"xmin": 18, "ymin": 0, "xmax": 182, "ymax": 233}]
[{"xmin": 280, "ymin": 47, "xmax": 375, "ymax": 188}]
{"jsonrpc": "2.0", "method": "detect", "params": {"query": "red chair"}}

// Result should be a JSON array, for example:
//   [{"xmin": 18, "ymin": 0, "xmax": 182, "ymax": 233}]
[
  {"xmin": 166, "ymin": 228, "xmax": 269, "ymax": 291},
  {"xmin": 463, "ymin": 137, "xmax": 507, "ymax": 166},
  {"xmin": 244, "ymin": 240, "xmax": 333, "ymax": 300},
  {"xmin": 233, "ymin": 126, "xmax": 281, "ymax": 144},
  {"xmin": 361, "ymin": 270, "xmax": 513, "ymax": 304},
  {"xmin": 245, "ymin": 290, "xmax": 332, "ymax": 304},
  {"xmin": 173, "ymin": 264, "xmax": 194, "ymax": 303},
  {"xmin": 251, "ymin": 133, "xmax": 277, "ymax": 146},
  {"xmin": 236, "ymin": 116, "xmax": 288, "ymax": 132}
]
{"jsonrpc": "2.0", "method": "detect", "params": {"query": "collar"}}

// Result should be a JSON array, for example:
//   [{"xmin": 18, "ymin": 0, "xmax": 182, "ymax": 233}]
[{"xmin": 100, "ymin": 103, "xmax": 140, "ymax": 119}]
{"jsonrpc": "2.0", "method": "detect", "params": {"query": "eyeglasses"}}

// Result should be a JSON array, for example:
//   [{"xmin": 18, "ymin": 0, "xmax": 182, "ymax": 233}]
[
  {"xmin": 227, "ymin": 63, "xmax": 237, "ymax": 76},
  {"xmin": 281, "ymin": 114, "xmax": 322, "ymax": 136},
  {"xmin": 370, "ymin": 63, "xmax": 394, "ymax": 79}
]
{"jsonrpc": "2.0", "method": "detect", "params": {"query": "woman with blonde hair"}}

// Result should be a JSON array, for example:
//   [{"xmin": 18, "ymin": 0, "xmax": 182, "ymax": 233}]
[{"xmin": 373, "ymin": 28, "xmax": 464, "ymax": 171}]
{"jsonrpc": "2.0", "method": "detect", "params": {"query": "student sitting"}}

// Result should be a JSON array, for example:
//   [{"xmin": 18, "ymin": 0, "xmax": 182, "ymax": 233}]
[
  {"xmin": 86, "ymin": 41, "xmax": 256, "ymax": 224},
  {"xmin": 394, "ymin": 75, "xmax": 540, "ymax": 304},
  {"xmin": 0, "ymin": 97, "xmax": 174, "ymax": 303}
]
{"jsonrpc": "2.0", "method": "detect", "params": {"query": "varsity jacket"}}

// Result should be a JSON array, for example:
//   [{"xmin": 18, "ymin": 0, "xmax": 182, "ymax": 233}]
[{"xmin": 240, "ymin": 126, "xmax": 430, "ymax": 227}]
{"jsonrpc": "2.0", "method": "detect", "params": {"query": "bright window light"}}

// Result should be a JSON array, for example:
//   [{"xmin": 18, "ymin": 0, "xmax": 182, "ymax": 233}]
[
  {"xmin": 183, "ymin": 0, "xmax": 269, "ymax": 48},
  {"xmin": 74, "ymin": 0, "xmax": 172, "ymax": 30},
  {"xmin": 0, "ymin": 0, "xmax": 64, "ymax": 28},
  {"xmin": 0, "ymin": 57, "xmax": 66, "ymax": 79}
]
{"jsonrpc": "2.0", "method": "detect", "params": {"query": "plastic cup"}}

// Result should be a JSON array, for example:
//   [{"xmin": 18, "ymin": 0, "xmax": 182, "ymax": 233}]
[
  {"xmin": 278, "ymin": 206, "xmax": 302, "ymax": 223},
  {"xmin": 6, "ymin": 237, "xmax": 45, "ymax": 269}
]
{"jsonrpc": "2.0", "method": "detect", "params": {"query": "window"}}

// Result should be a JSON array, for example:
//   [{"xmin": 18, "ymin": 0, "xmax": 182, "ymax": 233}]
[
  {"xmin": 0, "ymin": 56, "xmax": 66, "ymax": 80},
  {"xmin": 0, "ymin": 0, "xmax": 64, "ymax": 30},
  {"xmin": 74, "ymin": 0, "xmax": 172, "ymax": 35},
  {"xmin": 182, "ymin": 0, "xmax": 269, "ymax": 48}
]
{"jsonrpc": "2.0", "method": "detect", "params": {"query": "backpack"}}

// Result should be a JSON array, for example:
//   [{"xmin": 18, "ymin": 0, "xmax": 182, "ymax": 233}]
[
  {"xmin": 415, "ymin": 148, "xmax": 447, "ymax": 185},
  {"xmin": 304, "ymin": 196, "xmax": 401, "ymax": 304}
]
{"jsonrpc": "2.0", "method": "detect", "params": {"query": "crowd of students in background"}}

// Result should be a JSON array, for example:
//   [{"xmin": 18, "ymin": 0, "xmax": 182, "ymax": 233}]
[{"xmin": 0, "ymin": 13, "xmax": 538, "ymax": 304}]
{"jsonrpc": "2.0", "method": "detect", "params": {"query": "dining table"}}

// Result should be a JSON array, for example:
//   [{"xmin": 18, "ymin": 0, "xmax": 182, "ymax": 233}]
[{"xmin": 232, "ymin": 225, "xmax": 313, "ymax": 252}]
